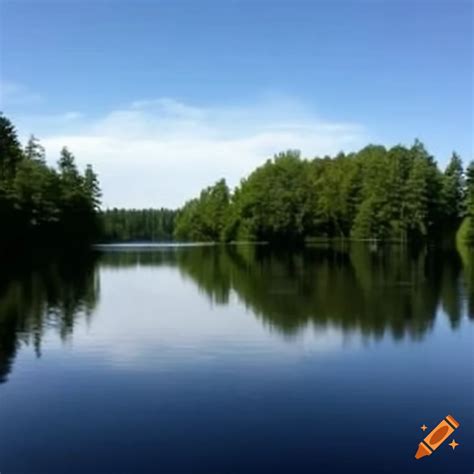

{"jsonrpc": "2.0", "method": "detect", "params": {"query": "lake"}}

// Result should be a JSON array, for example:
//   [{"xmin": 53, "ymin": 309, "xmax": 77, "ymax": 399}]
[{"xmin": 0, "ymin": 244, "xmax": 473, "ymax": 473}]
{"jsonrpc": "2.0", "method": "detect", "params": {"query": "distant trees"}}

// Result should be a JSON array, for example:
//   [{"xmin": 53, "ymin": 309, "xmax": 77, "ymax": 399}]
[
  {"xmin": 100, "ymin": 208, "xmax": 177, "ymax": 242},
  {"xmin": 0, "ymin": 113, "xmax": 101, "ymax": 247}
]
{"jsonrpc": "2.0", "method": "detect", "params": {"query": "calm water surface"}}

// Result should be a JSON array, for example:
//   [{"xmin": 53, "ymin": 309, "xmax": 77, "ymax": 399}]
[{"xmin": 0, "ymin": 245, "xmax": 473, "ymax": 473}]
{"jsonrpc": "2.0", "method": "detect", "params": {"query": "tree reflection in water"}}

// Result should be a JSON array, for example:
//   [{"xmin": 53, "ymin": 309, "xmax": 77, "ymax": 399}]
[
  {"xmin": 1, "ymin": 244, "xmax": 473, "ymax": 384},
  {"xmin": 0, "ymin": 252, "xmax": 100, "ymax": 384}
]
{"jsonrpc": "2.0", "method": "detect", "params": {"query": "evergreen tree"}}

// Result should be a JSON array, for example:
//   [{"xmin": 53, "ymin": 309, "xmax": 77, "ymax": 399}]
[
  {"xmin": 24, "ymin": 135, "xmax": 46, "ymax": 164},
  {"xmin": 465, "ymin": 162, "xmax": 474, "ymax": 210},
  {"xmin": 405, "ymin": 154, "xmax": 430, "ymax": 238},
  {"xmin": 58, "ymin": 147, "xmax": 80, "ymax": 183},
  {"xmin": 100, "ymin": 208, "xmax": 177, "ymax": 242},
  {"xmin": 84, "ymin": 165, "xmax": 102, "ymax": 211},
  {"xmin": 442, "ymin": 152, "xmax": 465, "ymax": 225},
  {"xmin": 461, "ymin": 161, "xmax": 474, "ymax": 242},
  {"xmin": 350, "ymin": 145, "xmax": 392, "ymax": 239},
  {"xmin": 58, "ymin": 147, "xmax": 84, "ymax": 213},
  {"xmin": 0, "ymin": 115, "xmax": 102, "ymax": 247},
  {"xmin": 0, "ymin": 114, "xmax": 23, "ymax": 182}
]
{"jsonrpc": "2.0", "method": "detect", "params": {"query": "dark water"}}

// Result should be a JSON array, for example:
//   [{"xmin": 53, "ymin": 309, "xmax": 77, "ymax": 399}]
[{"xmin": 0, "ymin": 244, "xmax": 473, "ymax": 474}]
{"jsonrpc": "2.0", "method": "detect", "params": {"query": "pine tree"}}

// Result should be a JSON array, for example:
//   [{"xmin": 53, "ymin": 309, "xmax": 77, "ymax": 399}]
[
  {"xmin": 24, "ymin": 135, "xmax": 46, "ymax": 164},
  {"xmin": 84, "ymin": 164, "xmax": 102, "ymax": 211},
  {"xmin": 58, "ymin": 147, "xmax": 80, "ymax": 181},
  {"xmin": 58, "ymin": 147, "xmax": 83, "ymax": 206},
  {"xmin": 0, "ymin": 114, "xmax": 102, "ymax": 245},
  {"xmin": 0, "ymin": 114, "xmax": 23, "ymax": 182},
  {"xmin": 404, "ymin": 155, "xmax": 430, "ymax": 238},
  {"xmin": 442, "ymin": 152, "xmax": 465, "ymax": 224},
  {"xmin": 463, "ymin": 161, "xmax": 474, "ymax": 242}
]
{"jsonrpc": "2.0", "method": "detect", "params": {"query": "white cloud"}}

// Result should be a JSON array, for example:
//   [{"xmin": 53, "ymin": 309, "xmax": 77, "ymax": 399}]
[{"xmin": 17, "ymin": 96, "xmax": 369, "ymax": 208}]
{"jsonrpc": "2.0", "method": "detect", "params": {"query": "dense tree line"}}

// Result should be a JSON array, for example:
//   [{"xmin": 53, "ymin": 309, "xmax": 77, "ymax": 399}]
[
  {"xmin": 99, "ymin": 208, "xmax": 176, "ymax": 242},
  {"xmin": 175, "ymin": 143, "xmax": 474, "ymax": 243},
  {"xmin": 0, "ymin": 114, "xmax": 102, "ymax": 247}
]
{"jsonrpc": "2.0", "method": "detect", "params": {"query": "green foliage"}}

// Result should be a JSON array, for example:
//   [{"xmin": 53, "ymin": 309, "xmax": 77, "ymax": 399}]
[
  {"xmin": 176, "ymin": 141, "xmax": 464, "ymax": 244},
  {"xmin": 350, "ymin": 145, "xmax": 392, "ymax": 239},
  {"xmin": 84, "ymin": 165, "xmax": 102, "ymax": 211},
  {"xmin": 442, "ymin": 152, "xmax": 465, "ymax": 226},
  {"xmin": 312, "ymin": 153, "xmax": 362, "ymax": 238},
  {"xmin": 224, "ymin": 151, "xmax": 314, "ymax": 243},
  {"xmin": 458, "ymin": 162, "xmax": 474, "ymax": 243},
  {"xmin": 174, "ymin": 179, "xmax": 230, "ymax": 241},
  {"xmin": 24, "ymin": 135, "xmax": 46, "ymax": 164},
  {"xmin": 456, "ymin": 218, "xmax": 473, "ymax": 244},
  {"xmin": 0, "ymin": 114, "xmax": 102, "ymax": 246},
  {"xmin": 404, "ymin": 150, "xmax": 431, "ymax": 238},
  {"xmin": 12, "ymin": 159, "xmax": 61, "ymax": 227},
  {"xmin": 0, "ymin": 114, "xmax": 23, "ymax": 181},
  {"xmin": 100, "ymin": 208, "xmax": 177, "ymax": 242},
  {"xmin": 351, "ymin": 197, "xmax": 379, "ymax": 240}
]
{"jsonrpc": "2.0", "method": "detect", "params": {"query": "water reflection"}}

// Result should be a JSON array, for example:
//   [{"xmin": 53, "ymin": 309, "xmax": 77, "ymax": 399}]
[
  {"xmin": 100, "ymin": 244, "xmax": 474, "ymax": 336},
  {"xmin": 0, "ymin": 244, "xmax": 472, "ymax": 384},
  {"xmin": 0, "ymin": 253, "xmax": 100, "ymax": 383}
]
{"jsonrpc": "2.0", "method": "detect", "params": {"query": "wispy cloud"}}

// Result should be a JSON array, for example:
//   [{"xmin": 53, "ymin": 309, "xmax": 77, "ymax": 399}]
[
  {"xmin": 0, "ymin": 80, "xmax": 43, "ymax": 107},
  {"xmin": 15, "ymin": 96, "xmax": 369, "ymax": 208}
]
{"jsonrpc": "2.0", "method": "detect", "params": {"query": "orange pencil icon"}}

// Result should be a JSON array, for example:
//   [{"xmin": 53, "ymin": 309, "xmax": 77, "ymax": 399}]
[{"xmin": 415, "ymin": 415, "xmax": 460, "ymax": 459}]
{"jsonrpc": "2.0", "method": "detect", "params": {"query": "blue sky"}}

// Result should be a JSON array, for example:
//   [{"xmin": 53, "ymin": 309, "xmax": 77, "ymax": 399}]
[{"xmin": 1, "ymin": 0, "xmax": 472, "ymax": 208}]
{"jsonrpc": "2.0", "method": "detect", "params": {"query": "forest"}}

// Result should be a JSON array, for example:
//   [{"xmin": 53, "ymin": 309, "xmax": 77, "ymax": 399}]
[
  {"xmin": 174, "ymin": 145, "xmax": 474, "ymax": 244},
  {"xmin": 100, "ymin": 208, "xmax": 176, "ymax": 242},
  {"xmin": 2, "ymin": 112, "xmax": 473, "ymax": 246},
  {"xmin": 0, "ymin": 114, "xmax": 101, "ymax": 248}
]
